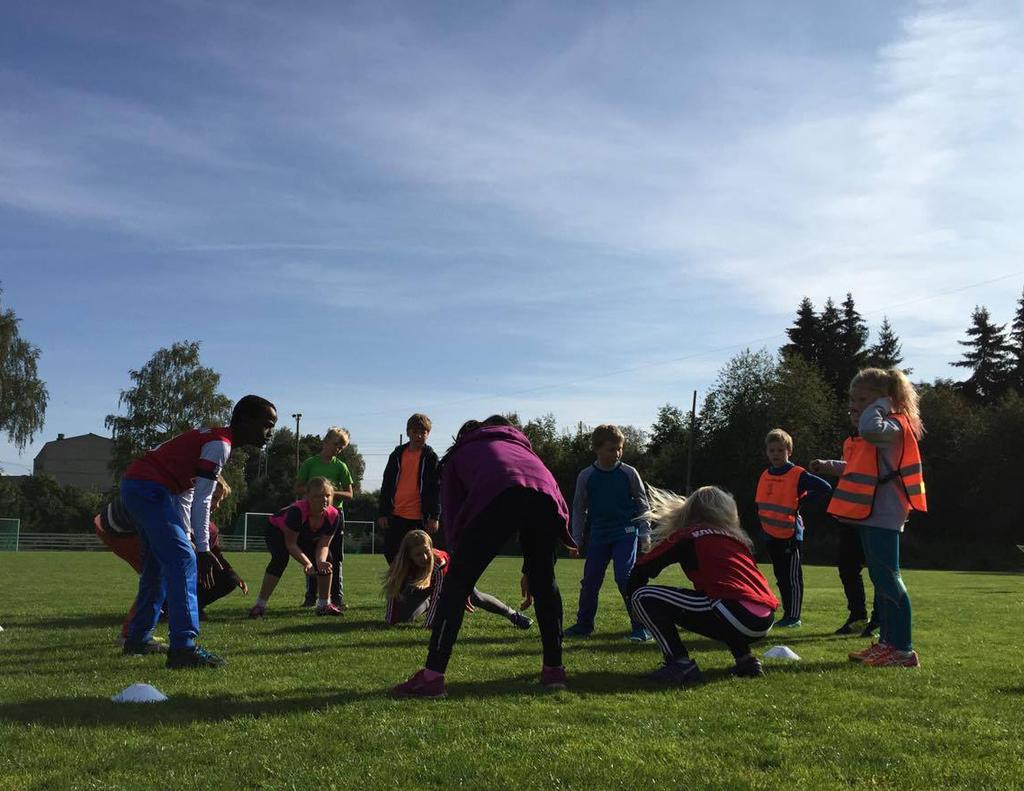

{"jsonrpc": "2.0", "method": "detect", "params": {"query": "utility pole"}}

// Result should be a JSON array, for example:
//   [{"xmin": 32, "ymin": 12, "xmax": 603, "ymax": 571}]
[
  {"xmin": 685, "ymin": 390, "xmax": 697, "ymax": 494},
  {"xmin": 291, "ymin": 413, "xmax": 302, "ymax": 471}
]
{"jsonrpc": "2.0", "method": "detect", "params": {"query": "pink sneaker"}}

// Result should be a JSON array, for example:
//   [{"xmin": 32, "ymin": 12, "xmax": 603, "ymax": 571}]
[
  {"xmin": 316, "ymin": 602, "xmax": 344, "ymax": 617},
  {"xmin": 541, "ymin": 665, "xmax": 568, "ymax": 690},
  {"xmin": 391, "ymin": 669, "xmax": 447, "ymax": 699},
  {"xmin": 848, "ymin": 642, "xmax": 889, "ymax": 663},
  {"xmin": 864, "ymin": 648, "xmax": 920, "ymax": 668}
]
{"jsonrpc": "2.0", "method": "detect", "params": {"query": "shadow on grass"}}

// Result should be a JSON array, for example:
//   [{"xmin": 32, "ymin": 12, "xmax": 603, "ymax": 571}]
[
  {"xmin": 0, "ymin": 688, "xmax": 381, "ymax": 729},
  {"xmin": 1, "ymin": 614, "xmax": 123, "ymax": 630}
]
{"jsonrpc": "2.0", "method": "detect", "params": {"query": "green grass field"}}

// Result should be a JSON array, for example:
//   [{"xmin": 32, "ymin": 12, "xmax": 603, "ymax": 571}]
[{"xmin": 1, "ymin": 553, "xmax": 1021, "ymax": 791}]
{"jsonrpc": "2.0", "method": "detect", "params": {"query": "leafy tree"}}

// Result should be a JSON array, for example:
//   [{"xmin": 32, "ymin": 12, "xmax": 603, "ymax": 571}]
[
  {"xmin": 645, "ymin": 404, "xmax": 691, "ymax": 492},
  {"xmin": 0, "ymin": 289, "xmax": 48, "ymax": 451},
  {"xmin": 768, "ymin": 353, "xmax": 840, "ymax": 464},
  {"xmin": 951, "ymin": 307, "xmax": 1011, "ymax": 405},
  {"xmin": 781, "ymin": 297, "xmax": 819, "ymax": 366},
  {"xmin": 1008, "ymin": 287, "xmax": 1024, "ymax": 392},
  {"xmin": 105, "ymin": 341, "xmax": 233, "ymax": 475},
  {"xmin": 867, "ymin": 316, "xmax": 906, "ymax": 371}
]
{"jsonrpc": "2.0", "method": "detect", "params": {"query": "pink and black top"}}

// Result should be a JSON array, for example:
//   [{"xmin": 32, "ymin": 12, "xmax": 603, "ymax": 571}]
[{"xmin": 268, "ymin": 500, "xmax": 341, "ymax": 541}]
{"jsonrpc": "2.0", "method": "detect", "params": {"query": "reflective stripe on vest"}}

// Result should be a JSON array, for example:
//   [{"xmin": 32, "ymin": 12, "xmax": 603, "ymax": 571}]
[
  {"xmin": 755, "ymin": 465, "xmax": 803, "ymax": 539},
  {"xmin": 827, "ymin": 414, "xmax": 927, "ymax": 521}
]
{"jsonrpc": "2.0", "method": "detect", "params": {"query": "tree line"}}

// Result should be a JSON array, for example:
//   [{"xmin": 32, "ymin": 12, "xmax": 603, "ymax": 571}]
[{"xmin": 1, "ymin": 288, "xmax": 1022, "ymax": 568}]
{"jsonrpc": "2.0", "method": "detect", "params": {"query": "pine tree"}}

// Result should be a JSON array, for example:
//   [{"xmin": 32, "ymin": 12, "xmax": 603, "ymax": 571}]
[
  {"xmin": 867, "ymin": 316, "xmax": 906, "ymax": 370},
  {"xmin": 781, "ymin": 297, "xmax": 819, "ymax": 366},
  {"xmin": 837, "ymin": 292, "xmax": 869, "ymax": 390},
  {"xmin": 951, "ymin": 306, "xmax": 1011, "ymax": 405},
  {"xmin": 816, "ymin": 297, "xmax": 845, "ymax": 395},
  {"xmin": 1009, "ymin": 287, "xmax": 1024, "ymax": 393}
]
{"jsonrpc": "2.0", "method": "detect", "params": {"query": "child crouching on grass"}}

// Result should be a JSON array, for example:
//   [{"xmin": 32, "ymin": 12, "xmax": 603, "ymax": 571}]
[
  {"xmin": 383, "ymin": 529, "xmax": 532, "ymax": 628},
  {"xmin": 628, "ymin": 486, "xmax": 779, "ymax": 686},
  {"xmin": 248, "ymin": 477, "xmax": 343, "ymax": 618}
]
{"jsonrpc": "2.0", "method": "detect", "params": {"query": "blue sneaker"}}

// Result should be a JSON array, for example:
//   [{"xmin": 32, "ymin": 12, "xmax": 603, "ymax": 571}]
[
  {"xmin": 628, "ymin": 627, "xmax": 653, "ymax": 642},
  {"xmin": 648, "ymin": 658, "xmax": 703, "ymax": 686},
  {"xmin": 775, "ymin": 616, "xmax": 802, "ymax": 628},
  {"xmin": 563, "ymin": 623, "xmax": 592, "ymax": 637}
]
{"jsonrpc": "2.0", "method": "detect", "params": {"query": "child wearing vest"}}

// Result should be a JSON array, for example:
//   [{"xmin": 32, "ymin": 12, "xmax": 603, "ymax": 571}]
[
  {"xmin": 755, "ymin": 428, "xmax": 832, "ymax": 628},
  {"xmin": 248, "ymin": 477, "xmax": 344, "ymax": 618},
  {"xmin": 383, "ymin": 529, "xmax": 532, "ymax": 629},
  {"xmin": 628, "ymin": 486, "xmax": 779, "ymax": 685},
  {"xmin": 816, "ymin": 367, "xmax": 927, "ymax": 668}
]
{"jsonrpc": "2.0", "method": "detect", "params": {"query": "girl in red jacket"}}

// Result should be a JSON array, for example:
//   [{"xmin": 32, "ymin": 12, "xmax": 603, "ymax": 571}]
[
  {"xmin": 628, "ymin": 485, "xmax": 779, "ymax": 685},
  {"xmin": 383, "ymin": 529, "xmax": 531, "ymax": 629}
]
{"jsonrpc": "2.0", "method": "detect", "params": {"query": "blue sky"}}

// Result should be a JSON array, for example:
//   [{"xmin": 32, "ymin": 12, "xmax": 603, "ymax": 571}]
[{"xmin": 2, "ymin": 0, "xmax": 1023, "ymax": 488}]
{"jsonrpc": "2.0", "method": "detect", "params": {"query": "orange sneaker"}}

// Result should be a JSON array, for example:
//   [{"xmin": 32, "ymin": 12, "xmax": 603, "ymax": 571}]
[
  {"xmin": 864, "ymin": 648, "xmax": 919, "ymax": 668},
  {"xmin": 848, "ymin": 642, "xmax": 890, "ymax": 663}
]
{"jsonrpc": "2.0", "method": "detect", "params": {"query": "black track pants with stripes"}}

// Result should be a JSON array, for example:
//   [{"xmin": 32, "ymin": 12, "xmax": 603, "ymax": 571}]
[
  {"xmin": 630, "ymin": 586, "xmax": 774, "ymax": 662},
  {"xmin": 765, "ymin": 535, "xmax": 803, "ymax": 620}
]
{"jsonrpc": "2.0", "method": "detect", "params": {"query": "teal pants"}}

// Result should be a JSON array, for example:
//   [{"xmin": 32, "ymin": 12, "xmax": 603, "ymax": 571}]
[{"xmin": 859, "ymin": 526, "xmax": 912, "ymax": 651}]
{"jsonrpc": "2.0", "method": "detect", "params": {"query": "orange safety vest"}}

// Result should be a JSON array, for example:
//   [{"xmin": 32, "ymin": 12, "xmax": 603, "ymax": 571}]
[
  {"xmin": 755, "ymin": 465, "xmax": 804, "ymax": 539},
  {"xmin": 827, "ymin": 413, "xmax": 927, "ymax": 520}
]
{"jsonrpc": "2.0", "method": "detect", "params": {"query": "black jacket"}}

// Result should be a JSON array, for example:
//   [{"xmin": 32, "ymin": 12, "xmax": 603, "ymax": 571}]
[{"xmin": 377, "ymin": 443, "xmax": 441, "ymax": 520}]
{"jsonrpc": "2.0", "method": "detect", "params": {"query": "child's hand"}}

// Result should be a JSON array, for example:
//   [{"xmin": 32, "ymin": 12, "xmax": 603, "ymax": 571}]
[
  {"xmin": 568, "ymin": 547, "xmax": 580, "ymax": 559},
  {"xmin": 519, "ymin": 573, "xmax": 534, "ymax": 611},
  {"xmin": 425, "ymin": 518, "xmax": 439, "ymax": 534},
  {"xmin": 376, "ymin": 517, "xmax": 389, "ymax": 530},
  {"xmin": 809, "ymin": 459, "xmax": 824, "ymax": 473},
  {"xmin": 237, "ymin": 577, "xmax": 249, "ymax": 594},
  {"xmin": 303, "ymin": 562, "xmax": 316, "ymax": 577},
  {"xmin": 316, "ymin": 560, "xmax": 332, "ymax": 575},
  {"xmin": 464, "ymin": 597, "xmax": 477, "ymax": 613}
]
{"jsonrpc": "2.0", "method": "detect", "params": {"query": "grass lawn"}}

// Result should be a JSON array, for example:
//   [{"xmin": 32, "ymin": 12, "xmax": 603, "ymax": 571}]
[{"xmin": 1, "ymin": 552, "xmax": 1022, "ymax": 790}]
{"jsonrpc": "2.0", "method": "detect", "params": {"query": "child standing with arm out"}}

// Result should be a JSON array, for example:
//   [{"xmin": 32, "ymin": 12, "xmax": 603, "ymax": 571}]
[
  {"xmin": 755, "ymin": 428, "xmax": 832, "ymax": 628},
  {"xmin": 629, "ymin": 486, "xmax": 779, "ymax": 685},
  {"xmin": 818, "ymin": 367, "xmax": 927, "ymax": 668},
  {"xmin": 564, "ymin": 425, "xmax": 653, "ymax": 642}
]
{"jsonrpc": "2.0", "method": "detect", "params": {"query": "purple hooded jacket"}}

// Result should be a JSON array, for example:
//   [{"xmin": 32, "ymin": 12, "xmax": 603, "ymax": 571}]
[{"xmin": 440, "ymin": 425, "xmax": 573, "ymax": 550}]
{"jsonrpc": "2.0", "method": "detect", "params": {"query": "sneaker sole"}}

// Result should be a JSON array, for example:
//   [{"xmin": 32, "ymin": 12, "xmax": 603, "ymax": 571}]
[{"xmin": 391, "ymin": 689, "xmax": 447, "ymax": 699}]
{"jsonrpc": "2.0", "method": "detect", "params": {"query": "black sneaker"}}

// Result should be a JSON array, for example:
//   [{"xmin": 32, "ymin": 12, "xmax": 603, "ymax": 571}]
[
  {"xmin": 730, "ymin": 654, "xmax": 764, "ymax": 678},
  {"xmin": 509, "ymin": 611, "xmax": 533, "ymax": 630},
  {"xmin": 166, "ymin": 645, "xmax": 226, "ymax": 669},
  {"xmin": 859, "ymin": 619, "xmax": 879, "ymax": 638},
  {"xmin": 301, "ymin": 595, "xmax": 316, "ymax": 608},
  {"xmin": 835, "ymin": 617, "xmax": 868, "ymax": 636},
  {"xmin": 331, "ymin": 594, "xmax": 347, "ymax": 611}
]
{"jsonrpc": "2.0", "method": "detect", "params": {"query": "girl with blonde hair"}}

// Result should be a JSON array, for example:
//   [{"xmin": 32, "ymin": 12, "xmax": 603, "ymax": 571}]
[
  {"xmin": 812, "ymin": 367, "xmax": 927, "ymax": 668},
  {"xmin": 627, "ymin": 485, "xmax": 779, "ymax": 685},
  {"xmin": 383, "ymin": 530, "xmax": 531, "ymax": 629},
  {"xmin": 249, "ymin": 477, "xmax": 344, "ymax": 618}
]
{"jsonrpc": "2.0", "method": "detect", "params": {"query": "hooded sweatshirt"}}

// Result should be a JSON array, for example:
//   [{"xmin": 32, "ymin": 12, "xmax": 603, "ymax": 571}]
[{"xmin": 439, "ymin": 425, "xmax": 573, "ymax": 550}]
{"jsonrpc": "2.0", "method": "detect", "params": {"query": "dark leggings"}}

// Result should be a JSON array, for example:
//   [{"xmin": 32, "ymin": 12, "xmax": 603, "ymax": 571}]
[
  {"xmin": 631, "ymin": 586, "xmax": 774, "ymax": 661},
  {"xmin": 306, "ymin": 530, "xmax": 344, "ymax": 599},
  {"xmin": 425, "ymin": 487, "xmax": 563, "ymax": 673},
  {"xmin": 197, "ymin": 568, "xmax": 239, "ymax": 611},
  {"xmin": 264, "ymin": 528, "xmax": 324, "ymax": 578},
  {"xmin": 838, "ymin": 524, "xmax": 877, "ymax": 622},
  {"xmin": 391, "ymin": 586, "xmax": 515, "ymax": 625}
]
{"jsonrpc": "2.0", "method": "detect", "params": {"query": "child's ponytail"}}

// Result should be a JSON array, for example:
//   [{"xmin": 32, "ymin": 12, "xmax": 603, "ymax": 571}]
[
  {"xmin": 851, "ymin": 367, "xmax": 924, "ymax": 439},
  {"xmin": 643, "ymin": 485, "xmax": 753, "ymax": 553}
]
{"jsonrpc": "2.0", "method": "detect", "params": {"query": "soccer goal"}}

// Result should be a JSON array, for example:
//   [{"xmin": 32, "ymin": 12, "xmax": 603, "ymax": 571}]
[{"xmin": 0, "ymin": 518, "xmax": 20, "ymax": 551}]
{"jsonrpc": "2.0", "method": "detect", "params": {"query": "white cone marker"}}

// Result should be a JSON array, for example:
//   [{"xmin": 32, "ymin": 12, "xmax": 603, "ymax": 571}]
[
  {"xmin": 111, "ymin": 683, "xmax": 168, "ymax": 703},
  {"xmin": 763, "ymin": 645, "xmax": 801, "ymax": 660}
]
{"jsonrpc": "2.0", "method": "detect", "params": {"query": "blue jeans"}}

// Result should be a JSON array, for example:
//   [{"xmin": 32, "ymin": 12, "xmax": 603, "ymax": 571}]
[
  {"xmin": 859, "ymin": 525, "xmax": 912, "ymax": 651},
  {"xmin": 574, "ymin": 533, "xmax": 640, "ymax": 631},
  {"xmin": 121, "ymin": 478, "xmax": 199, "ymax": 650}
]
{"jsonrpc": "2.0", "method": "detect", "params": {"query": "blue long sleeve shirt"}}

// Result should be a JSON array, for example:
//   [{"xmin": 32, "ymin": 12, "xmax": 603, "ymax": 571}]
[{"xmin": 571, "ymin": 461, "xmax": 650, "ymax": 546}]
